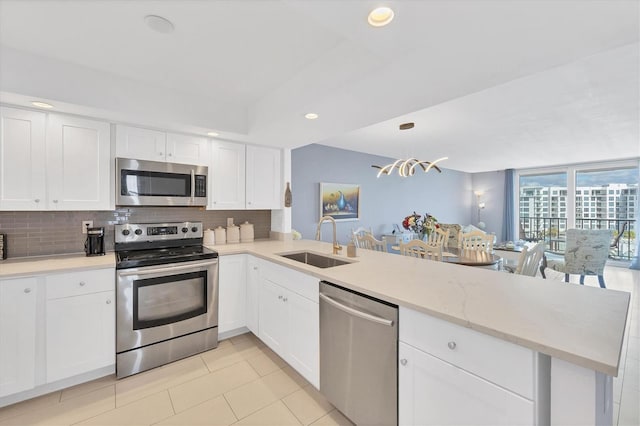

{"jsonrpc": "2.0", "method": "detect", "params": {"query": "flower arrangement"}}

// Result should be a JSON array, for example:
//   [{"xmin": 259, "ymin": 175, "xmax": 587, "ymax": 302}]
[{"xmin": 402, "ymin": 212, "xmax": 439, "ymax": 237}]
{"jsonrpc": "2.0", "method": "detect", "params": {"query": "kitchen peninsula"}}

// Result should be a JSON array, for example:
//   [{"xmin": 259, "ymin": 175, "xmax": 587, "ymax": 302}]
[{"xmin": 0, "ymin": 239, "xmax": 629, "ymax": 425}]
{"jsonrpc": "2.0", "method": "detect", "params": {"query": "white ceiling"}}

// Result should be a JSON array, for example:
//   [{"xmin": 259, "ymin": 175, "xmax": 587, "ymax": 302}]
[{"xmin": 0, "ymin": 0, "xmax": 638, "ymax": 172}]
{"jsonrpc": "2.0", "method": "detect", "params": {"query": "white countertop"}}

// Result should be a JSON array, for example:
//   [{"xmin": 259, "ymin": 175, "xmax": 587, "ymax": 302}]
[
  {"xmin": 0, "ymin": 240, "xmax": 629, "ymax": 376},
  {"xmin": 209, "ymin": 239, "xmax": 630, "ymax": 377},
  {"xmin": 0, "ymin": 252, "xmax": 116, "ymax": 278}
]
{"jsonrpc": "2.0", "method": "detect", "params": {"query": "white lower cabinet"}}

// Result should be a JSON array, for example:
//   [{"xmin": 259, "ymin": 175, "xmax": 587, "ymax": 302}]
[
  {"xmin": 218, "ymin": 255, "xmax": 247, "ymax": 334},
  {"xmin": 398, "ymin": 307, "xmax": 548, "ymax": 426},
  {"xmin": 45, "ymin": 269, "xmax": 115, "ymax": 383},
  {"xmin": 0, "ymin": 277, "xmax": 37, "ymax": 397},
  {"xmin": 399, "ymin": 342, "xmax": 534, "ymax": 426},
  {"xmin": 258, "ymin": 261, "xmax": 319, "ymax": 388},
  {"xmin": 245, "ymin": 256, "xmax": 261, "ymax": 334}
]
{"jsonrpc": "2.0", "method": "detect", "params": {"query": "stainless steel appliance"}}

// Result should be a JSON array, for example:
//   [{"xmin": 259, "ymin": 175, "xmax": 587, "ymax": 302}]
[
  {"xmin": 319, "ymin": 281, "xmax": 398, "ymax": 426},
  {"xmin": 116, "ymin": 158, "xmax": 208, "ymax": 206},
  {"xmin": 85, "ymin": 227, "xmax": 105, "ymax": 256},
  {"xmin": 115, "ymin": 221, "xmax": 218, "ymax": 378}
]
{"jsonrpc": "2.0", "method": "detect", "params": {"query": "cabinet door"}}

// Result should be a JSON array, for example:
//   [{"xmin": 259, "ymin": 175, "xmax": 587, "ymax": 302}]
[
  {"xmin": 47, "ymin": 114, "xmax": 112, "ymax": 210},
  {"xmin": 46, "ymin": 291, "xmax": 115, "ymax": 382},
  {"xmin": 218, "ymin": 255, "xmax": 247, "ymax": 334},
  {"xmin": 246, "ymin": 256, "xmax": 261, "ymax": 335},
  {"xmin": 166, "ymin": 133, "xmax": 209, "ymax": 166},
  {"xmin": 398, "ymin": 342, "xmax": 534, "ymax": 426},
  {"xmin": 0, "ymin": 107, "xmax": 46, "ymax": 210},
  {"xmin": 287, "ymin": 291, "xmax": 319, "ymax": 388},
  {"xmin": 258, "ymin": 278, "xmax": 288, "ymax": 358},
  {"xmin": 115, "ymin": 125, "xmax": 166, "ymax": 162},
  {"xmin": 210, "ymin": 141, "xmax": 245, "ymax": 209},
  {"xmin": 0, "ymin": 277, "xmax": 37, "ymax": 397},
  {"xmin": 246, "ymin": 145, "xmax": 281, "ymax": 209}
]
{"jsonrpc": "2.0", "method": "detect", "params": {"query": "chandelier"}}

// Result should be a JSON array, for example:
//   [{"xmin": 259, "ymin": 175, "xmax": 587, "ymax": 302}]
[
  {"xmin": 371, "ymin": 122, "xmax": 448, "ymax": 177},
  {"xmin": 371, "ymin": 157, "xmax": 448, "ymax": 177}
]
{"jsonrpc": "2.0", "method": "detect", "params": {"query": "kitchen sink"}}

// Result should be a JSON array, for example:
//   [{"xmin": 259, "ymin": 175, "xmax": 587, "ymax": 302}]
[{"xmin": 279, "ymin": 251, "xmax": 353, "ymax": 268}]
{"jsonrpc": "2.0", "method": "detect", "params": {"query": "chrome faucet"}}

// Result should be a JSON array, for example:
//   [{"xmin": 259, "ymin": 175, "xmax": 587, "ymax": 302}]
[{"xmin": 315, "ymin": 215, "xmax": 342, "ymax": 255}]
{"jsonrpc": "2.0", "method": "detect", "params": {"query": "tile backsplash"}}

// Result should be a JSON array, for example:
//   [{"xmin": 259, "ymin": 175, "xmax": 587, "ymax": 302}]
[{"xmin": 0, "ymin": 207, "xmax": 271, "ymax": 258}]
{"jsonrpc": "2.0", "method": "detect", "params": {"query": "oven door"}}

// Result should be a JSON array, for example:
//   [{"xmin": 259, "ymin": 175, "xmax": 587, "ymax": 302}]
[{"xmin": 116, "ymin": 258, "xmax": 218, "ymax": 353}]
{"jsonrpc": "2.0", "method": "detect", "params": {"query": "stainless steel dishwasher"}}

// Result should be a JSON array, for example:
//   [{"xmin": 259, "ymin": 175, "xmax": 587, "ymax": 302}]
[{"xmin": 319, "ymin": 281, "xmax": 398, "ymax": 426}]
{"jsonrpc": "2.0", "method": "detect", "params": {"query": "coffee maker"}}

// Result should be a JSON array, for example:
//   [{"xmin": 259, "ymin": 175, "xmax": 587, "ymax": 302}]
[{"xmin": 85, "ymin": 227, "xmax": 105, "ymax": 256}]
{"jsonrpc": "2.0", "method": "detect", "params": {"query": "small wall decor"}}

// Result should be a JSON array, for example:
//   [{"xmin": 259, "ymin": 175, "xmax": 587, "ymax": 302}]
[{"xmin": 320, "ymin": 182, "xmax": 360, "ymax": 221}]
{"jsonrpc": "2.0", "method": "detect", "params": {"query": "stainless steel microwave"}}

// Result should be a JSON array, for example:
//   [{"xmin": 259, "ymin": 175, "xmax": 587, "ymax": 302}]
[{"xmin": 116, "ymin": 158, "xmax": 207, "ymax": 207}]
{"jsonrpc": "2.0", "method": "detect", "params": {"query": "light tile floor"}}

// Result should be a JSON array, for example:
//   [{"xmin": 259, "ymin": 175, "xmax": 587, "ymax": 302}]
[
  {"xmin": 0, "ymin": 266, "xmax": 637, "ymax": 426},
  {"xmin": 0, "ymin": 333, "xmax": 352, "ymax": 426}
]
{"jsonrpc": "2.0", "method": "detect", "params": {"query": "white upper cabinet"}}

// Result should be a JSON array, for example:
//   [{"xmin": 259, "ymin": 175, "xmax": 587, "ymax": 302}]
[
  {"xmin": 166, "ymin": 133, "xmax": 209, "ymax": 165},
  {"xmin": 116, "ymin": 125, "xmax": 209, "ymax": 166},
  {"xmin": 209, "ymin": 141, "xmax": 282, "ymax": 210},
  {"xmin": 0, "ymin": 107, "xmax": 47, "ymax": 210},
  {"xmin": 209, "ymin": 141, "xmax": 246, "ymax": 210},
  {"xmin": 246, "ymin": 145, "xmax": 281, "ymax": 209},
  {"xmin": 46, "ymin": 114, "xmax": 112, "ymax": 210},
  {"xmin": 115, "ymin": 125, "xmax": 166, "ymax": 162},
  {"xmin": 0, "ymin": 108, "xmax": 111, "ymax": 211}
]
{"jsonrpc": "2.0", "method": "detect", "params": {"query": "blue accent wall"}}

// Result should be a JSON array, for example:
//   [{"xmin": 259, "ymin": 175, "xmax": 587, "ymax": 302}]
[
  {"xmin": 292, "ymin": 144, "xmax": 474, "ymax": 244},
  {"xmin": 472, "ymin": 170, "xmax": 508, "ymax": 241}
]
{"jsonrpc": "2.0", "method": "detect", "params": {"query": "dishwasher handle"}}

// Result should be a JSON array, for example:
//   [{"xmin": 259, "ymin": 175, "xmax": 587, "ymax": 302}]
[{"xmin": 319, "ymin": 293, "xmax": 394, "ymax": 327}]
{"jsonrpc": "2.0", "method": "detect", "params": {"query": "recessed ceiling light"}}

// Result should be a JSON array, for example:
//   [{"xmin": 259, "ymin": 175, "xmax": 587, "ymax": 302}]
[
  {"xmin": 368, "ymin": 7, "xmax": 394, "ymax": 27},
  {"xmin": 207, "ymin": 132, "xmax": 219, "ymax": 137},
  {"xmin": 144, "ymin": 15, "xmax": 175, "ymax": 34},
  {"xmin": 31, "ymin": 101, "xmax": 53, "ymax": 109},
  {"xmin": 305, "ymin": 113, "xmax": 319, "ymax": 120}
]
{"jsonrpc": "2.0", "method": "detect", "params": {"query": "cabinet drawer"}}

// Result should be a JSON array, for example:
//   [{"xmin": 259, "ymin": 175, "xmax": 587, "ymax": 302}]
[
  {"xmin": 261, "ymin": 261, "xmax": 318, "ymax": 302},
  {"xmin": 46, "ymin": 269, "xmax": 114, "ymax": 300},
  {"xmin": 400, "ymin": 307, "xmax": 534, "ymax": 399}
]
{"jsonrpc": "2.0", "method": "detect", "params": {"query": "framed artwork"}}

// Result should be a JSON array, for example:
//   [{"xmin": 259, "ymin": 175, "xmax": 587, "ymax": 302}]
[{"xmin": 319, "ymin": 182, "xmax": 360, "ymax": 221}]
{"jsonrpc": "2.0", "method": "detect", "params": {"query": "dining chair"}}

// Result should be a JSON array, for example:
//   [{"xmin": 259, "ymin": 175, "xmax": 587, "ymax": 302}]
[
  {"xmin": 426, "ymin": 228, "xmax": 450, "ymax": 249},
  {"xmin": 458, "ymin": 230, "xmax": 494, "ymax": 252},
  {"xmin": 438, "ymin": 224, "xmax": 461, "ymax": 249},
  {"xmin": 351, "ymin": 227, "xmax": 373, "ymax": 248},
  {"xmin": 355, "ymin": 233, "xmax": 388, "ymax": 252},
  {"xmin": 541, "ymin": 228, "xmax": 612, "ymax": 288},
  {"xmin": 512, "ymin": 242, "xmax": 545, "ymax": 277},
  {"xmin": 399, "ymin": 239, "xmax": 442, "ymax": 261}
]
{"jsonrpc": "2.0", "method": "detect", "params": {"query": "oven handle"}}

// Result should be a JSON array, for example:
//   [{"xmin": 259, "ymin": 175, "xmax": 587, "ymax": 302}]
[
  {"xmin": 118, "ymin": 260, "xmax": 217, "ymax": 277},
  {"xmin": 191, "ymin": 170, "xmax": 195, "ymax": 202}
]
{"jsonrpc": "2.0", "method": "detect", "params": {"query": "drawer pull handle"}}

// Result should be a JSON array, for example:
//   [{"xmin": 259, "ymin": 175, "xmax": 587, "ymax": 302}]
[
  {"xmin": 24, "ymin": 288, "xmax": 31, "ymax": 294},
  {"xmin": 278, "ymin": 295, "xmax": 283, "ymax": 300},
  {"xmin": 79, "ymin": 281, "xmax": 86, "ymax": 287},
  {"xmin": 447, "ymin": 341, "xmax": 457, "ymax": 350},
  {"xmin": 283, "ymin": 297, "xmax": 288, "ymax": 302},
  {"xmin": 106, "ymin": 300, "xmax": 111, "ymax": 304},
  {"xmin": 400, "ymin": 359, "xmax": 408, "ymax": 366}
]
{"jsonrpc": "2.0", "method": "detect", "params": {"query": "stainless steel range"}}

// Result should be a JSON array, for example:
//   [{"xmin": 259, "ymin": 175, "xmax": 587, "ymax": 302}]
[{"xmin": 114, "ymin": 221, "xmax": 219, "ymax": 378}]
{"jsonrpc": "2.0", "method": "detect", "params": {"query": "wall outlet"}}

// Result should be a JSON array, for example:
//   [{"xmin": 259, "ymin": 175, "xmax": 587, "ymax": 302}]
[
  {"xmin": 82, "ymin": 220, "xmax": 93, "ymax": 234},
  {"xmin": 227, "ymin": 217, "xmax": 234, "ymax": 226}
]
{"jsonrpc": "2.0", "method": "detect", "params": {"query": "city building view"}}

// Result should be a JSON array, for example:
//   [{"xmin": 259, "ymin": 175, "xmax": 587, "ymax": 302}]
[{"xmin": 519, "ymin": 168, "xmax": 638, "ymax": 261}]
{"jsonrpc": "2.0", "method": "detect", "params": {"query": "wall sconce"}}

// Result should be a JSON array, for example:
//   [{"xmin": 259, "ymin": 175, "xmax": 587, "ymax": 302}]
[{"xmin": 474, "ymin": 191, "xmax": 486, "ymax": 229}]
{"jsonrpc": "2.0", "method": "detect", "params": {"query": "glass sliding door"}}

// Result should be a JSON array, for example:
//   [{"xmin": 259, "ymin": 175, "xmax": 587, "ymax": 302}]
[
  {"xmin": 518, "ymin": 172, "xmax": 568, "ymax": 252},
  {"xmin": 575, "ymin": 167, "xmax": 638, "ymax": 261}
]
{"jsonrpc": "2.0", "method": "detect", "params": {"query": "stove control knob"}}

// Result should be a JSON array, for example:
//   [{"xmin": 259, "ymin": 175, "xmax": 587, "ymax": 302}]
[
  {"xmin": 134, "ymin": 229, "xmax": 143, "ymax": 235},
  {"xmin": 191, "ymin": 226, "xmax": 198, "ymax": 233},
  {"xmin": 122, "ymin": 229, "xmax": 130, "ymax": 236},
  {"xmin": 182, "ymin": 227, "xmax": 189, "ymax": 233}
]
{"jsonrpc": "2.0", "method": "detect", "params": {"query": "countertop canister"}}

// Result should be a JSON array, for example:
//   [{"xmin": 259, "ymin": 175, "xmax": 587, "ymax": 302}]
[
  {"xmin": 240, "ymin": 221, "xmax": 254, "ymax": 242},
  {"xmin": 203, "ymin": 229, "xmax": 215, "ymax": 245},
  {"xmin": 227, "ymin": 224, "xmax": 240, "ymax": 244},
  {"xmin": 214, "ymin": 226, "xmax": 226, "ymax": 244}
]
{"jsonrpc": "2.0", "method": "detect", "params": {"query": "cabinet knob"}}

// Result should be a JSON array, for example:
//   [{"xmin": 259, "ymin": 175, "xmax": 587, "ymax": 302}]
[
  {"xmin": 159, "ymin": 152, "xmax": 164, "ymax": 156},
  {"xmin": 34, "ymin": 199, "xmax": 40, "ymax": 203},
  {"xmin": 106, "ymin": 300, "xmax": 111, "ymax": 304},
  {"xmin": 168, "ymin": 153, "xmax": 172, "ymax": 157},
  {"xmin": 283, "ymin": 297, "xmax": 288, "ymax": 302},
  {"xmin": 447, "ymin": 341, "xmax": 457, "ymax": 350},
  {"xmin": 253, "ymin": 266, "xmax": 258, "ymax": 270},
  {"xmin": 79, "ymin": 281, "xmax": 86, "ymax": 286},
  {"xmin": 23, "ymin": 288, "xmax": 31, "ymax": 294},
  {"xmin": 247, "ymin": 201, "xmax": 252, "ymax": 205},
  {"xmin": 53, "ymin": 199, "xmax": 58, "ymax": 203},
  {"xmin": 278, "ymin": 295, "xmax": 283, "ymax": 300},
  {"xmin": 400, "ymin": 359, "xmax": 408, "ymax": 366}
]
